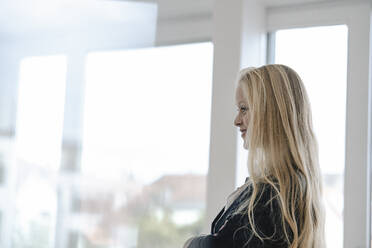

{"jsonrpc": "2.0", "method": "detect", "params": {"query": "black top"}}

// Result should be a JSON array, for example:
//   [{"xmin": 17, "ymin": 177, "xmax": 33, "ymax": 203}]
[{"xmin": 186, "ymin": 177, "xmax": 292, "ymax": 248}]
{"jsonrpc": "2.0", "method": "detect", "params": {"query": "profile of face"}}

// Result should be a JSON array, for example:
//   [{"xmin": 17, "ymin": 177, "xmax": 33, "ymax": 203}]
[{"xmin": 234, "ymin": 83, "xmax": 250, "ymax": 149}]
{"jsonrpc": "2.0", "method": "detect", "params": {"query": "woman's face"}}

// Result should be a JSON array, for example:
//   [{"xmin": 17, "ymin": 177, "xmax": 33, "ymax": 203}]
[{"xmin": 234, "ymin": 83, "xmax": 250, "ymax": 149}]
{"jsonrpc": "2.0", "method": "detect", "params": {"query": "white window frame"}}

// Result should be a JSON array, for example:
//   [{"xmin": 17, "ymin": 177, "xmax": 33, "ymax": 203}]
[
  {"xmin": 266, "ymin": 1, "xmax": 372, "ymax": 247},
  {"xmin": 209, "ymin": 0, "xmax": 371, "ymax": 247}
]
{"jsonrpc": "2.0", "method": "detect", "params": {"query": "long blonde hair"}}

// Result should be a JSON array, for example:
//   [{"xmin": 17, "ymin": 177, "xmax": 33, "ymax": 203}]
[{"xmin": 234, "ymin": 64, "xmax": 326, "ymax": 248}]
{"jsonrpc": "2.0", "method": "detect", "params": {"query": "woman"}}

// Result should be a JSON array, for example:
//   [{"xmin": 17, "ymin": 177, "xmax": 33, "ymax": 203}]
[{"xmin": 183, "ymin": 64, "xmax": 326, "ymax": 248}]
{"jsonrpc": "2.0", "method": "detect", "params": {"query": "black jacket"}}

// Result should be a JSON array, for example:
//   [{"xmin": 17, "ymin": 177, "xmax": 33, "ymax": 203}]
[{"xmin": 186, "ymin": 178, "xmax": 291, "ymax": 248}]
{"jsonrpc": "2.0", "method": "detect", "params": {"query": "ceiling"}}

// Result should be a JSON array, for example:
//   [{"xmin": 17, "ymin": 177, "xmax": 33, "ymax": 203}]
[
  {"xmin": 0, "ymin": 0, "xmax": 157, "ymax": 37},
  {"xmin": 0, "ymin": 0, "xmax": 367, "ymax": 38}
]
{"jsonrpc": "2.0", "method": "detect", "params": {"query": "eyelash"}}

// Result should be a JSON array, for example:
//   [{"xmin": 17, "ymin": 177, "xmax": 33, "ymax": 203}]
[{"xmin": 237, "ymin": 107, "xmax": 248, "ymax": 113}]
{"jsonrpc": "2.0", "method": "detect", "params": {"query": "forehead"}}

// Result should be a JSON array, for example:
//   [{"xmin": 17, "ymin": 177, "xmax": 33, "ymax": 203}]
[{"xmin": 235, "ymin": 83, "xmax": 247, "ymax": 105}]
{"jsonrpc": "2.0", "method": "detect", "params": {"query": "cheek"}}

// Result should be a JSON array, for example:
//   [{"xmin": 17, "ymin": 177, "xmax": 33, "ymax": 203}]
[{"xmin": 242, "ymin": 115, "xmax": 250, "ymax": 126}]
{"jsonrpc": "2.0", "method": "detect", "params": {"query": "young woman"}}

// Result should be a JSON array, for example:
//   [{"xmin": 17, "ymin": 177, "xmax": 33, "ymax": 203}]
[{"xmin": 183, "ymin": 64, "xmax": 326, "ymax": 248}]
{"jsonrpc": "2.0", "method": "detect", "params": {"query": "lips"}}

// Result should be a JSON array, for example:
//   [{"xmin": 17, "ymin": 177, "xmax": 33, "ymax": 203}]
[{"xmin": 241, "ymin": 130, "xmax": 246, "ymax": 137}]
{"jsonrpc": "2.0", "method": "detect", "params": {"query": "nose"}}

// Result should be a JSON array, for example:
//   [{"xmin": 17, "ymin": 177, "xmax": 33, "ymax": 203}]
[{"xmin": 234, "ymin": 114, "xmax": 241, "ymax": 127}]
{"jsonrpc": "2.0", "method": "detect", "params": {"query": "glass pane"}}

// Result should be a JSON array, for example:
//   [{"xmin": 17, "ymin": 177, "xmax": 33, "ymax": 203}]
[
  {"xmin": 0, "ymin": 1, "xmax": 158, "ymax": 247},
  {"xmin": 13, "ymin": 55, "xmax": 68, "ymax": 247},
  {"xmin": 75, "ymin": 42, "xmax": 213, "ymax": 248},
  {"xmin": 273, "ymin": 25, "xmax": 348, "ymax": 247}
]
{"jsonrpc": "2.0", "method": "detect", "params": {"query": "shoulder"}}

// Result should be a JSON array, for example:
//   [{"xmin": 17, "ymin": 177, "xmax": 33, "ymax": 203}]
[
  {"xmin": 240, "ymin": 180, "xmax": 282, "ymax": 225},
  {"xmin": 185, "ymin": 181, "xmax": 290, "ymax": 248},
  {"xmin": 232, "ymin": 181, "xmax": 290, "ymax": 246},
  {"xmin": 238, "ymin": 179, "xmax": 280, "ymax": 208}
]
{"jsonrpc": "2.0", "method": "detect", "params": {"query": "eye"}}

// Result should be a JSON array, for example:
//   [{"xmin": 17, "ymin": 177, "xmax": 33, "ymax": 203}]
[{"xmin": 238, "ymin": 106, "xmax": 247, "ymax": 113}]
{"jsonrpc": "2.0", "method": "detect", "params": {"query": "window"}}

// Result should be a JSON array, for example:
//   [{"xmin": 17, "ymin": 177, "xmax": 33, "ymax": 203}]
[
  {"xmin": 273, "ymin": 25, "xmax": 348, "ymax": 247},
  {"xmin": 6, "ymin": 43, "xmax": 213, "ymax": 248},
  {"xmin": 13, "ymin": 55, "xmax": 67, "ymax": 247},
  {"xmin": 63, "ymin": 42, "xmax": 214, "ymax": 248}
]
